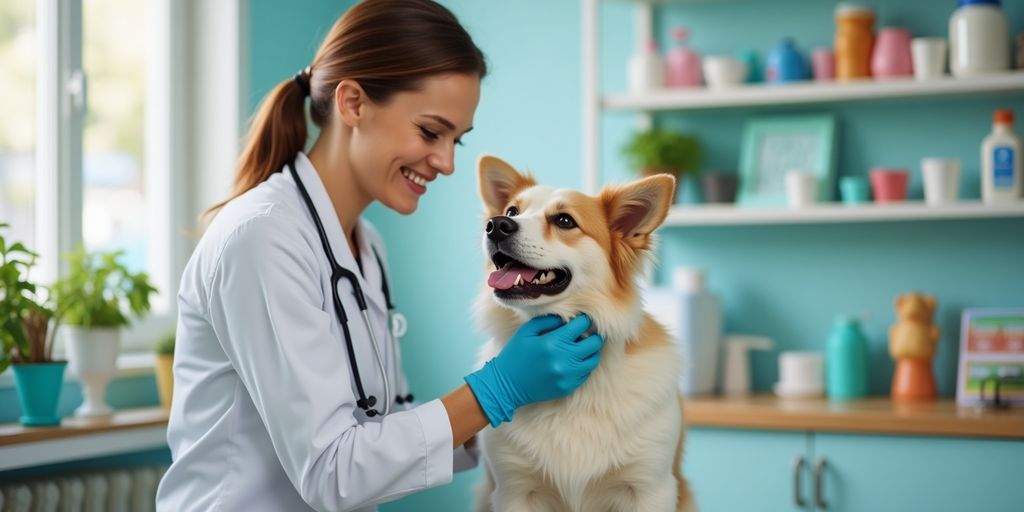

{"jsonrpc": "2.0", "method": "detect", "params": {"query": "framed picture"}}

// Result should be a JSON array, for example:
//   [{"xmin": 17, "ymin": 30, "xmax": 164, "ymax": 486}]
[
  {"xmin": 956, "ymin": 308, "xmax": 1024, "ymax": 407},
  {"xmin": 737, "ymin": 114, "xmax": 837, "ymax": 206}
]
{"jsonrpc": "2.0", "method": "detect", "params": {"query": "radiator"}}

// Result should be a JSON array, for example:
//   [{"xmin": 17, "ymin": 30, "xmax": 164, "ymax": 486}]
[{"xmin": 0, "ymin": 465, "xmax": 167, "ymax": 512}]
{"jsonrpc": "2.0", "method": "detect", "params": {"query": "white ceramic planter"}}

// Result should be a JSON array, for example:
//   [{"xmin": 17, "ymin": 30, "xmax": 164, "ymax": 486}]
[{"xmin": 64, "ymin": 326, "xmax": 120, "ymax": 417}]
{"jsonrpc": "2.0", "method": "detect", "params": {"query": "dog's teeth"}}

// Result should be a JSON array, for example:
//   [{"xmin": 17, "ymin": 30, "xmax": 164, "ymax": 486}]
[
  {"xmin": 514, "ymin": 274, "xmax": 523, "ymax": 286},
  {"xmin": 531, "ymin": 279, "xmax": 539, "ymax": 284}
]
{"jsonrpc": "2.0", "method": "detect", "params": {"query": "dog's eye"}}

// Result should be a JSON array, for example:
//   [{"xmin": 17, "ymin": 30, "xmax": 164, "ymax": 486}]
[
  {"xmin": 553, "ymin": 213, "xmax": 577, "ymax": 230},
  {"xmin": 505, "ymin": 206, "xmax": 519, "ymax": 217}
]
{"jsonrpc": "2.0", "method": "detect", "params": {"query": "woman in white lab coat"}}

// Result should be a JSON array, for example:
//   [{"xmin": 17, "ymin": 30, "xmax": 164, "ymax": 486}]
[{"xmin": 155, "ymin": 1, "xmax": 605, "ymax": 511}]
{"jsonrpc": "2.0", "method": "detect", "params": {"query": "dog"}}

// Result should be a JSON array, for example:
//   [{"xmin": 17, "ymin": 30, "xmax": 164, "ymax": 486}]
[{"xmin": 471, "ymin": 155, "xmax": 694, "ymax": 512}]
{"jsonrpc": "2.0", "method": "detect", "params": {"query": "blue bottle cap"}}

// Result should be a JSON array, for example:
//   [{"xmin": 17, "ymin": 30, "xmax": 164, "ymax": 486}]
[{"xmin": 958, "ymin": 0, "xmax": 1000, "ymax": 7}]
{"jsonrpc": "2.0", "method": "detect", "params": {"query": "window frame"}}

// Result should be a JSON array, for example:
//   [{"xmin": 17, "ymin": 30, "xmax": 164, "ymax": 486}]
[{"xmin": 30, "ymin": 0, "xmax": 246, "ymax": 354}]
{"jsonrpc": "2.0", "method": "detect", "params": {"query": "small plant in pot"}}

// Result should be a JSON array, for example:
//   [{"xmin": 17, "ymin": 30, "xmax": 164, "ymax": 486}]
[
  {"xmin": 0, "ymin": 224, "xmax": 66, "ymax": 426},
  {"xmin": 154, "ymin": 329, "xmax": 175, "ymax": 409},
  {"xmin": 622, "ymin": 128, "xmax": 701, "ymax": 202},
  {"xmin": 51, "ymin": 247, "xmax": 157, "ymax": 417}
]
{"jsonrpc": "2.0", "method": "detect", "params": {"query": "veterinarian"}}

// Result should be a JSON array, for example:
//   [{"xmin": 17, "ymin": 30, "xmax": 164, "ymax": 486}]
[{"xmin": 155, "ymin": 1, "xmax": 605, "ymax": 511}]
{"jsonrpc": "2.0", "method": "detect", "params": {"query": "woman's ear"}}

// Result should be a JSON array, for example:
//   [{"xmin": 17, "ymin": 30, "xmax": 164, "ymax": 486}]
[
  {"xmin": 601, "ymin": 174, "xmax": 675, "ymax": 248},
  {"xmin": 334, "ymin": 79, "xmax": 367, "ymax": 128},
  {"xmin": 478, "ymin": 155, "xmax": 535, "ymax": 216}
]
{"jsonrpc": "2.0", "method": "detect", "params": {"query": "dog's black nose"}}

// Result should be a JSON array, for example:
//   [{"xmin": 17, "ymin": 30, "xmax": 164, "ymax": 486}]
[{"xmin": 486, "ymin": 216, "xmax": 518, "ymax": 242}]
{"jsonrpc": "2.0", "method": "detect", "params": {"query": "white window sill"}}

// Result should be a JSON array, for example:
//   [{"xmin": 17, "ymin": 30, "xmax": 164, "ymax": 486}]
[{"xmin": 0, "ymin": 353, "xmax": 156, "ymax": 390}]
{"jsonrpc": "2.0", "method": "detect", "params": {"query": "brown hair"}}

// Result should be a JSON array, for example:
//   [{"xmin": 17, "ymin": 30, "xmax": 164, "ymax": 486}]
[{"xmin": 205, "ymin": 0, "xmax": 487, "ymax": 218}]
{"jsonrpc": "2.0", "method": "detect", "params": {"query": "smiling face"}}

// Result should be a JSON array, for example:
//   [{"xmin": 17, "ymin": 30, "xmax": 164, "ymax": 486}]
[
  {"xmin": 477, "ymin": 155, "xmax": 676, "ymax": 314},
  {"xmin": 345, "ymin": 73, "xmax": 481, "ymax": 215}
]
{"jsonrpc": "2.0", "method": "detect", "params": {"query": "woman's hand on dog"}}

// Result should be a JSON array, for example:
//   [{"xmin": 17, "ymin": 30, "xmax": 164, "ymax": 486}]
[{"xmin": 464, "ymin": 314, "xmax": 604, "ymax": 427}]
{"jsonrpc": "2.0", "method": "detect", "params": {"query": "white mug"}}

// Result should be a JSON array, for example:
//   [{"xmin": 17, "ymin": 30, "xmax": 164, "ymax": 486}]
[
  {"xmin": 785, "ymin": 171, "xmax": 818, "ymax": 209},
  {"xmin": 921, "ymin": 158, "xmax": 961, "ymax": 206},
  {"xmin": 774, "ymin": 351, "xmax": 824, "ymax": 398},
  {"xmin": 911, "ymin": 37, "xmax": 947, "ymax": 81}
]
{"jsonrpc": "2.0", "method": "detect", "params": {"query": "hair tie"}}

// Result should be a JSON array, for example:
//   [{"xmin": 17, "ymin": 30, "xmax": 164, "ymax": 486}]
[{"xmin": 293, "ymin": 66, "xmax": 311, "ymax": 97}]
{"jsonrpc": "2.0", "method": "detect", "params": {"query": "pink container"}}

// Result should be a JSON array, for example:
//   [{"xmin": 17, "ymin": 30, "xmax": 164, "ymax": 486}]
[
  {"xmin": 812, "ymin": 48, "xmax": 836, "ymax": 81},
  {"xmin": 871, "ymin": 27, "xmax": 913, "ymax": 78},
  {"xmin": 870, "ymin": 168, "xmax": 909, "ymax": 202},
  {"xmin": 665, "ymin": 27, "xmax": 702, "ymax": 87}
]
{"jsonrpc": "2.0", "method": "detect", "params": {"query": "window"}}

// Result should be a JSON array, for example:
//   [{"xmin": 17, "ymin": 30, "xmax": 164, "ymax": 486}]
[
  {"xmin": 0, "ymin": 1, "xmax": 37, "ymax": 250},
  {"xmin": 0, "ymin": 0, "xmax": 184, "ymax": 353},
  {"xmin": 82, "ymin": 0, "xmax": 148, "ymax": 272}
]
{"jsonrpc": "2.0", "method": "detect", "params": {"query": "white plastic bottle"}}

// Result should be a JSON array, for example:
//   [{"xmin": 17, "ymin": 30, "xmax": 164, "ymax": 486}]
[
  {"xmin": 628, "ymin": 38, "xmax": 665, "ymax": 94},
  {"xmin": 981, "ymin": 109, "xmax": 1022, "ymax": 203},
  {"xmin": 672, "ymin": 267, "xmax": 722, "ymax": 396},
  {"xmin": 949, "ymin": 0, "xmax": 1010, "ymax": 77}
]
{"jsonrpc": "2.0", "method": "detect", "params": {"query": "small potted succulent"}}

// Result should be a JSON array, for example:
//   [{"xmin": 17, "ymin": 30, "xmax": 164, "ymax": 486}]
[
  {"xmin": 51, "ymin": 247, "xmax": 157, "ymax": 417},
  {"xmin": 154, "ymin": 329, "xmax": 175, "ymax": 409},
  {"xmin": 622, "ymin": 128, "xmax": 702, "ymax": 202},
  {"xmin": 1, "ymin": 224, "xmax": 66, "ymax": 426}
]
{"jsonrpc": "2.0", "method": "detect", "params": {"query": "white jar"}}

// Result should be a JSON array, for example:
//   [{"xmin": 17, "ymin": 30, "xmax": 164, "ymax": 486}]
[
  {"xmin": 628, "ymin": 38, "xmax": 665, "ymax": 93},
  {"xmin": 949, "ymin": 0, "xmax": 1009, "ymax": 77}
]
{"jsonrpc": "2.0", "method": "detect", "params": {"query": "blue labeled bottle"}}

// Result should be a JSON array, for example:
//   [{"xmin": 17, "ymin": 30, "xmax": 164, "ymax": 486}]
[{"xmin": 826, "ymin": 315, "xmax": 869, "ymax": 399}]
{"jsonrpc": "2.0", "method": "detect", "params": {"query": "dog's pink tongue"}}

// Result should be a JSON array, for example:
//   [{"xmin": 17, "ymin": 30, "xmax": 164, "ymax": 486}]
[{"xmin": 488, "ymin": 266, "xmax": 541, "ymax": 290}]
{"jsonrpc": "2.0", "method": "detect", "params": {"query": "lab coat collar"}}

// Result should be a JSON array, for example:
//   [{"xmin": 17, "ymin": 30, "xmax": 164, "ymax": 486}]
[{"xmin": 290, "ymin": 152, "xmax": 389, "ymax": 315}]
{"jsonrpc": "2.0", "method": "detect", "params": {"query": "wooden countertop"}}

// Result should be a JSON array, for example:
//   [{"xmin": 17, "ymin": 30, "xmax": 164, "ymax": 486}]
[
  {"xmin": 684, "ymin": 395, "xmax": 1024, "ymax": 440},
  {"xmin": 0, "ymin": 407, "xmax": 169, "ymax": 447}
]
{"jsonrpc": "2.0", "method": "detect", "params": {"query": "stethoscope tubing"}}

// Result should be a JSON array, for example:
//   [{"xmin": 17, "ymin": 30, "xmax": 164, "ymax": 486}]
[{"xmin": 287, "ymin": 160, "xmax": 395, "ymax": 417}]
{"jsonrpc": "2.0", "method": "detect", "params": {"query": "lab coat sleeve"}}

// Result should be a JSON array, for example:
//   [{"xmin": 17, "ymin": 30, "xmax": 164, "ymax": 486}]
[{"xmin": 206, "ymin": 214, "xmax": 454, "ymax": 512}]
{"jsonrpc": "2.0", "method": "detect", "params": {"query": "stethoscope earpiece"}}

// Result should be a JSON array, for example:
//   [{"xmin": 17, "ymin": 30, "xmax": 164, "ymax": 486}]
[{"xmin": 395, "ymin": 393, "xmax": 414, "ymax": 405}]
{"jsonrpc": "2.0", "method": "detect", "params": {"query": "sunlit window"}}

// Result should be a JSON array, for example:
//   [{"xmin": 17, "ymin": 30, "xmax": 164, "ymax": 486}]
[
  {"xmin": 0, "ymin": 1, "xmax": 36, "ymax": 249},
  {"xmin": 82, "ymin": 0, "xmax": 147, "ymax": 271}
]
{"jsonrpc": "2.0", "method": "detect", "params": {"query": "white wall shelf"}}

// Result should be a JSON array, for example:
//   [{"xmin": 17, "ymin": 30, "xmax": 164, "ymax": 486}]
[
  {"xmin": 603, "ymin": 72, "xmax": 1024, "ymax": 112},
  {"xmin": 662, "ymin": 200, "xmax": 1024, "ymax": 227}
]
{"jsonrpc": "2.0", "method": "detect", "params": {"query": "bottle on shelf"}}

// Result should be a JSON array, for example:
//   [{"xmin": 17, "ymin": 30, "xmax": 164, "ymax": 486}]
[
  {"xmin": 981, "ymin": 109, "xmax": 1022, "ymax": 203},
  {"xmin": 950, "ymin": 0, "xmax": 1010, "ymax": 77},
  {"xmin": 834, "ymin": 3, "xmax": 875, "ymax": 81},
  {"xmin": 629, "ymin": 38, "xmax": 665, "ymax": 94},
  {"xmin": 826, "ymin": 315, "xmax": 869, "ymax": 400},
  {"xmin": 665, "ymin": 26, "xmax": 702, "ymax": 88}
]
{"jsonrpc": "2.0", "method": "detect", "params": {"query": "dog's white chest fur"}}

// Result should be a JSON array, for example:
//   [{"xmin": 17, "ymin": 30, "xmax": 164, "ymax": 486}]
[{"xmin": 477, "ymin": 316, "xmax": 682, "ymax": 512}]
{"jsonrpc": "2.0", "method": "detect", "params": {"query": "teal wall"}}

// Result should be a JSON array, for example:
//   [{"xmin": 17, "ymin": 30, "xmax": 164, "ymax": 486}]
[{"xmin": 6, "ymin": 0, "xmax": 1018, "ymax": 508}]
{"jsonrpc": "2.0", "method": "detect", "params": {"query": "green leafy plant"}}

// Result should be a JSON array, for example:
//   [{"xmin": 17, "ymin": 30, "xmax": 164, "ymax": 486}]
[
  {"xmin": 0, "ymin": 224, "xmax": 59, "ymax": 373},
  {"xmin": 622, "ymin": 128, "xmax": 701, "ymax": 177},
  {"xmin": 155, "ymin": 329, "xmax": 175, "ymax": 355},
  {"xmin": 51, "ymin": 246, "xmax": 158, "ymax": 328}
]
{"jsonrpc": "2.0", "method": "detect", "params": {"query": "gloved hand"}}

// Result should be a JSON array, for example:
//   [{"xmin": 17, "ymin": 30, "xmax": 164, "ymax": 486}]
[{"xmin": 464, "ymin": 314, "xmax": 604, "ymax": 427}]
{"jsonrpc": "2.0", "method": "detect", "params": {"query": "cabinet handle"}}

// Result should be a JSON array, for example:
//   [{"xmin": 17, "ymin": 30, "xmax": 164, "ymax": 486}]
[
  {"xmin": 814, "ymin": 457, "xmax": 828, "ymax": 509},
  {"xmin": 792, "ymin": 456, "xmax": 806, "ymax": 508}
]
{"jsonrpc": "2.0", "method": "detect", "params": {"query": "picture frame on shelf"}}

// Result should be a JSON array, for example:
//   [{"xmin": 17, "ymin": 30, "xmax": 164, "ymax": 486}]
[
  {"xmin": 737, "ymin": 114, "xmax": 837, "ymax": 206},
  {"xmin": 956, "ymin": 308, "xmax": 1024, "ymax": 408}
]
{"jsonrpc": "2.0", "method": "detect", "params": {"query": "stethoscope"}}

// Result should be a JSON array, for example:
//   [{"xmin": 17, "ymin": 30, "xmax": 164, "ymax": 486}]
[{"xmin": 288, "ymin": 160, "xmax": 413, "ymax": 417}]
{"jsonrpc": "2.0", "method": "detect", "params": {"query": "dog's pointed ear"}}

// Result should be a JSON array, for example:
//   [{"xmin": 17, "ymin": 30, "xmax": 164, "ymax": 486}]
[
  {"xmin": 478, "ymin": 155, "xmax": 535, "ymax": 215},
  {"xmin": 601, "ymin": 174, "xmax": 676, "ymax": 247}
]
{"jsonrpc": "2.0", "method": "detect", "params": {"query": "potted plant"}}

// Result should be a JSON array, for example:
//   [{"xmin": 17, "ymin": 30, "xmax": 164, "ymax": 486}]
[
  {"xmin": 1, "ymin": 224, "xmax": 66, "ymax": 426},
  {"xmin": 51, "ymin": 247, "xmax": 157, "ymax": 417},
  {"xmin": 622, "ymin": 128, "xmax": 701, "ymax": 202},
  {"xmin": 154, "ymin": 329, "xmax": 175, "ymax": 409}
]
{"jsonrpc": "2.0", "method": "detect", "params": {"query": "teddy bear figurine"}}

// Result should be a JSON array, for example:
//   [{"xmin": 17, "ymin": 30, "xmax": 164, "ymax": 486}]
[{"xmin": 889, "ymin": 292, "xmax": 940, "ymax": 401}]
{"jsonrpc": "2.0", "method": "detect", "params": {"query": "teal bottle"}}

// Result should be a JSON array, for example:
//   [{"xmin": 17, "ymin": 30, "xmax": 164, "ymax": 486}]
[{"xmin": 826, "ymin": 316, "xmax": 869, "ymax": 399}]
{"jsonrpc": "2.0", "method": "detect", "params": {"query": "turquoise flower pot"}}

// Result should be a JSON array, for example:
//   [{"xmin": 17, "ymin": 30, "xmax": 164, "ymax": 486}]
[{"xmin": 12, "ymin": 362, "xmax": 67, "ymax": 426}]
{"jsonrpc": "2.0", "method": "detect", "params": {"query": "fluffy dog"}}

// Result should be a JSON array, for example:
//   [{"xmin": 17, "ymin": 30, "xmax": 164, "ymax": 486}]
[{"xmin": 471, "ymin": 155, "xmax": 694, "ymax": 512}]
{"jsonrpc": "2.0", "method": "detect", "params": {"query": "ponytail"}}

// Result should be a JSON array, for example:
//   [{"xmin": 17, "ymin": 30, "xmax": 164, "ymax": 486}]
[{"xmin": 204, "ymin": 75, "xmax": 308, "ymax": 220}]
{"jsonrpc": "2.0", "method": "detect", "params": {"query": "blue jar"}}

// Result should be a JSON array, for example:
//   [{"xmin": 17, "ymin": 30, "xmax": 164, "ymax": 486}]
[
  {"xmin": 825, "ymin": 315, "xmax": 869, "ymax": 399},
  {"xmin": 766, "ymin": 38, "xmax": 809, "ymax": 83}
]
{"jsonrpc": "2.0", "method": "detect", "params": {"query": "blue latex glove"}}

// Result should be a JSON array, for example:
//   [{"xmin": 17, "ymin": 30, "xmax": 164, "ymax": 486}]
[{"xmin": 464, "ymin": 314, "xmax": 604, "ymax": 427}]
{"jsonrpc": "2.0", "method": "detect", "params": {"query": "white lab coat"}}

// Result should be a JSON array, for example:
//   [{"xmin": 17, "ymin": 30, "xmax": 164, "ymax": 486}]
[{"xmin": 156, "ymin": 152, "xmax": 478, "ymax": 512}]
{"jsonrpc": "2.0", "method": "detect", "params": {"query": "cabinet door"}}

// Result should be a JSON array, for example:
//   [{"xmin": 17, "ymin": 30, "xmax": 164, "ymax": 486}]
[
  {"xmin": 813, "ymin": 433, "xmax": 1024, "ymax": 512},
  {"xmin": 685, "ymin": 427, "xmax": 813, "ymax": 512}
]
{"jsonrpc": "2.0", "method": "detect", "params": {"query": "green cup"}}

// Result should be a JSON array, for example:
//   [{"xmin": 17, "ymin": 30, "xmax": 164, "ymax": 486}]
[{"xmin": 839, "ymin": 176, "xmax": 870, "ymax": 204}]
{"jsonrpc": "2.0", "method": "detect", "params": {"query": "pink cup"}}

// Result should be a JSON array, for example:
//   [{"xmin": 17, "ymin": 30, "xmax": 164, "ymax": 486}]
[
  {"xmin": 872, "ymin": 28, "xmax": 913, "ymax": 79},
  {"xmin": 812, "ymin": 48, "xmax": 835, "ymax": 81},
  {"xmin": 869, "ymin": 168, "xmax": 909, "ymax": 202}
]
